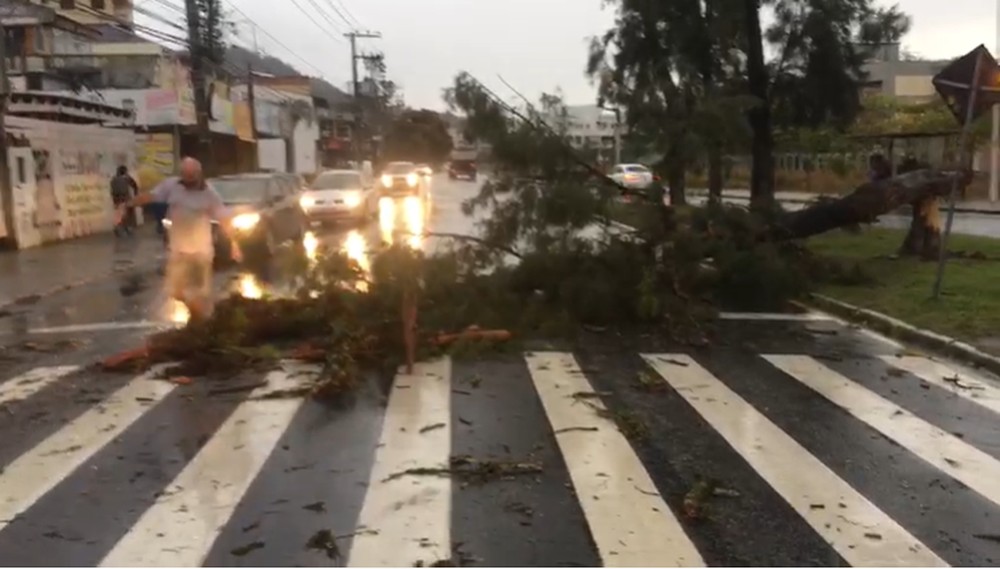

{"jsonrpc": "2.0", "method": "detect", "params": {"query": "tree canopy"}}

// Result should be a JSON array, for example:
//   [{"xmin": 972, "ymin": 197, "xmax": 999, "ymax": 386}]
[
  {"xmin": 590, "ymin": 0, "xmax": 912, "ymax": 206},
  {"xmin": 382, "ymin": 109, "xmax": 454, "ymax": 165}
]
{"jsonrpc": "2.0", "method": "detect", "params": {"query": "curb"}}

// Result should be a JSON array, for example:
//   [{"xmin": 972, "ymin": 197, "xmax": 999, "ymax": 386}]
[
  {"xmin": 688, "ymin": 191, "xmax": 1000, "ymax": 216},
  {"xmin": 806, "ymin": 293, "xmax": 1000, "ymax": 377}
]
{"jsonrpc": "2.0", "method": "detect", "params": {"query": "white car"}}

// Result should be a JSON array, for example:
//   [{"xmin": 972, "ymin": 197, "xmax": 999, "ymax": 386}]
[
  {"xmin": 299, "ymin": 169, "xmax": 378, "ymax": 223},
  {"xmin": 609, "ymin": 163, "xmax": 657, "ymax": 190}
]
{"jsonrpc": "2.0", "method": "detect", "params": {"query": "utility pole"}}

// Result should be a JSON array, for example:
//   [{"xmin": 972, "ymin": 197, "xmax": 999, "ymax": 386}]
[
  {"xmin": 247, "ymin": 64, "xmax": 258, "ymax": 171},
  {"xmin": 0, "ymin": 19, "xmax": 14, "ymax": 249},
  {"xmin": 991, "ymin": 1, "xmax": 1000, "ymax": 202},
  {"xmin": 344, "ymin": 30, "xmax": 381, "ymax": 161},
  {"xmin": 185, "ymin": 0, "xmax": 214, "ymax": 172}
]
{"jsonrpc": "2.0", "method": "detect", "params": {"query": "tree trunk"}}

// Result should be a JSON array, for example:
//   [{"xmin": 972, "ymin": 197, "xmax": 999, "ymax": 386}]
[
  {"xmin": 707, "ymin": 142, "xmax": 723, "ymax": 204},
  {"xmin": 667, "ymin": 157, "xmax": 687, "ymax": 206},
  {"xmin": 898, "ymin": 197, "xmax": 942, "ymax": 261},
  {"xmin": 743, "ymin": 0, "xmax": 775, "ymax": 209},
  {"xmin": 770, "ymin": 169, "xmax": 969, "ymax": 241}
]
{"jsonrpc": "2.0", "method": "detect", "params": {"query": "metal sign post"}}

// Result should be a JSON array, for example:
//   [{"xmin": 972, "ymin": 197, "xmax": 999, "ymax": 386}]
[{"xmin": 930, "ymin": 45, "xmax": 1000, "ymax": 299}]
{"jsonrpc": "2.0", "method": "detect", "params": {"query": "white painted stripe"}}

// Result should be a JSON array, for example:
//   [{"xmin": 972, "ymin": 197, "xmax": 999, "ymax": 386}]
[
  {"xmin": 99, "ymin": 363, "xmax": 313, "ymax": 567},
  {"xmin": 527, "ymin": 352, "xmax": 703, "ymax": 567},
  {"xmin": 644, "ymin": 354, "xmax": 946, "ymax": 567},
  {"xmin": 0, "ymin": 366, "xmax": 80, "ymax": 405},
  {"xmin": 879, "ymin": 355, "xmax": 1000, "ymax": 416},
  {"xmin": 766, "ymin": 355, "xmax": 1000, "ymax": 511},
  {"xmin": 717, "ymin": 312, "xmax": 831, "ymax": 321},
  {"xmin": 27, "ymin": 321, "xmax": 166, "ymax": 335},
  {"xmin": 347, "ymin": 358, "xmax": 452, "ymax": 567},
  {"xmin": 0, "ymin": 367, "xmax": 174, "ymax": 531}
]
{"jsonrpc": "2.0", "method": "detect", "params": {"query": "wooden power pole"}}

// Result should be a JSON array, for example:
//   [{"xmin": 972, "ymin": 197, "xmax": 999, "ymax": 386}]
[
  {"xmin": 344, "ymin": 30, "xmax": 381, "ymax": 161},
  {"xmin": 185, "ymin": 0, "xmax": 214, "ymax": 172}
]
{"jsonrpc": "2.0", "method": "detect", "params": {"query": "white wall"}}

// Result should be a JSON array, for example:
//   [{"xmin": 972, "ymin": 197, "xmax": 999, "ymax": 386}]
[
  {"xmin": 258, "ymin": 139, "xmax": 286, "ymax": 172},
  {"xmin": 292, "ymin": 120, "xmax": 318, "ymax": 174},
  {"xmin": 4, "ymin": 117, "xmax": 136, "ymax": 248}
]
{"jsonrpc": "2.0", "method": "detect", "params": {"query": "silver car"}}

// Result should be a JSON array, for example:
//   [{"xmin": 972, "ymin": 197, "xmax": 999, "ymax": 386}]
[{"xmin": 299, "ymin": 169, "xmax": 377, "ymax": 223}]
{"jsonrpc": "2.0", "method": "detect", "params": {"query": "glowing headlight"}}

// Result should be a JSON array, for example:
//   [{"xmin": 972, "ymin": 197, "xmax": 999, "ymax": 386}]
[
  {"xmin": 406, "ymin": 173, "xmax": 418, "ymax": 187},
  {"xmin": 231, "ymin": 212, "xmax": 261, "ymax": 231},
  {"xmin": 381, "ymin": 174, "xmax": 392, "ymax": 187},
  {"xmin": 162, "ymin": 218, "xmax": 172, "ymax": 228},
  {"xmin": 344, "ymin": 193, "xmax": 362, "ymax": 208},
  {"xmin": 299, "ymin": 195, "xmax": 316, "ymax": 209}
]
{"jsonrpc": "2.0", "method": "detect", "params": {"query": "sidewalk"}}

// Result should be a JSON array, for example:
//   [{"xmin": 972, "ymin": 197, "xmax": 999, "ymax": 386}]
[
  {"xmin": 688, "ymin": 188, "xmax": 1000, "ymax": 215},
  {"xmin": 0, "ymin": 228, "xmax": 164, "ymax": 309}
]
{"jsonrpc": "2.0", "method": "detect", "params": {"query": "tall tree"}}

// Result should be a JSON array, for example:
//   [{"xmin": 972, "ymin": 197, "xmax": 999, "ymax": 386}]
[
  {"xmin": 592, "ymin": 0, "xmax": 910, "ymax": 208},
  {"xmin": 383, "ymin": 109, "xmax": 454, "ymax": 166}
]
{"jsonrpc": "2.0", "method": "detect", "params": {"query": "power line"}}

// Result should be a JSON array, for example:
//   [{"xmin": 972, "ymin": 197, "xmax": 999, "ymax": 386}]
[
  {"xmin": 291, "ymin": 0, "xmax": 345, "ymax": 43},
  {"xmin": 328, "ymin": 0, "xmax": 362, "ymax": 28},
  {"xmin": 221, "ymin": 0, "xmax": 329, "ymax": 77},
  {"xmin": 316, "ymin": 0, "xmax": 354, "ymax": 28}
]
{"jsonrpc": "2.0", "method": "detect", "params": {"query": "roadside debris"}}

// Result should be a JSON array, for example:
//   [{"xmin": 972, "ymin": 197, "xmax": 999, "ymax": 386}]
[
  {"xmin": 230, "ymin": 541, "xmax": 265, "ymax": 557},
  {"xmin": 305, "ymin": 529, "xmax": 340, "ymax": 560},
  {"xmin": 683, "ymin": 478, "xmax": 741, "ymax": 520},
  {"xmin": 383, "ymin": 455, "xmax": 543, "ymax": 484}
]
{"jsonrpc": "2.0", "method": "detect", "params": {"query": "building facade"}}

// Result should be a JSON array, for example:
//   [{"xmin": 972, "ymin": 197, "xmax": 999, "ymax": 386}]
[
  {"xmin": 29, "ymin": 0, "xmax": 133, "ymax": 25},
  {"xmin": 861, "ymin": 43, "xmax": 950, "ymax": 103}
]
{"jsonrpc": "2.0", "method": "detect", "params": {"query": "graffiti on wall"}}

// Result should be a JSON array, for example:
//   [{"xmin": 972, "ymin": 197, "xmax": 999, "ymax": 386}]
[
  {"xmin": 61, "ymin": 149, "xmax": 111, "ymax": 238},
  {"xmin": 135, "ymin": 133, "xmax": 175, "ymax": 191}
]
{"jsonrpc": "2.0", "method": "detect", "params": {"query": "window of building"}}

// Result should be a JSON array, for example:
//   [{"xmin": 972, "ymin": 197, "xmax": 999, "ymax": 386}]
[
  {"xmin": 60, "ymin": 0, "xmax": 75, "ymax": 9},
  {"xmin": 92, "ymin": 0, "xmax": 106, "ymax": 9}
]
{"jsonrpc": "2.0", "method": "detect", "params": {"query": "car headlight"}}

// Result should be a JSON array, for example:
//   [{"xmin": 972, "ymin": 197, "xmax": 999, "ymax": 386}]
[
  {"xmin": 344, "ymin": 193, "xmax": 362, "ymax": 208},
  {"xmin": 300, "ymin": 195, "xmax": 316, "ymax": 209},
  {"xmin": 381, "ymin": 174, "xmax": 392, "ymax": 187},
  {"xmin": 232, "ymin": 212, "xmax": 261, "ymax": 231},
  {"xmin": 406, "ymin": 173, "xmax": 418, "ymax": 187}
]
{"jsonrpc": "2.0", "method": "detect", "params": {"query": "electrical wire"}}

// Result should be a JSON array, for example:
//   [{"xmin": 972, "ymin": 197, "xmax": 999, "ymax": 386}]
[
  {"xmin": 327, "ymin": 0, "xmax": 362, "ymax": 29},
  {"xmin": 292, "ymin": 0, "xmax": 346, "ymax": 42},
  {"xmin": 221, "ymin": 0, "xmax": 329, "ymax": 77}
]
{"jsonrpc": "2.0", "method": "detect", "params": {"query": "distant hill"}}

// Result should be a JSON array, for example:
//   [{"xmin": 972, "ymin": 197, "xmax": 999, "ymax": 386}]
[{"xmin": 223, "ymin": 45, "xmax": 351, "ymax": 105}]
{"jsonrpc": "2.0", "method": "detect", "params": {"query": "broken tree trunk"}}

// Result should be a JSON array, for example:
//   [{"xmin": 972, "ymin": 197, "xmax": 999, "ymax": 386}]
[
  {"xmin": 898, "ymin": 196, "xmax": 943, "ymax": 260},
  {"xmin": 769, "ymin": 169, "xmax": 971, "ymax": 241}
]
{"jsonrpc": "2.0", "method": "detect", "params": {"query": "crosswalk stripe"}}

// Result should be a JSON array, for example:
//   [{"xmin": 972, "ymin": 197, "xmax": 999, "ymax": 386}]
[
  {"xmin": 0, "ymin": 367, "xmax": 174, "ymax": 532},
  {"xmin": 98, "ymin": 364, "xmax": 312, "ymax": 567},
  {"xmin": 644, "ymin": 353, "xmax": 947, "ymax": 567},
  {"xmin": 766, "ymin": 355, "xmax": 1000, "ymax": 510},
  {"xmin": 879, "ymin": 355, "xmax": 1000, "ymax": 416},
  {"xmin": 0, "ymin": 366, "xmax": 80, "ymax": 406},
  {"xmin": 527, "ymin": 352, "xmax": 704, "ymax": 567},
  {"xmin": 348, "ymin": 358, "xmax": 452, "ymax": 567}
]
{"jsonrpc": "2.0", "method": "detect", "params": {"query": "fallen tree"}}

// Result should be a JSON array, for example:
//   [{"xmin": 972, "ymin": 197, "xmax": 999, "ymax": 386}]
[{"xmin": 101, "ymin": 74, "xmax": 970, "ymax": 399}]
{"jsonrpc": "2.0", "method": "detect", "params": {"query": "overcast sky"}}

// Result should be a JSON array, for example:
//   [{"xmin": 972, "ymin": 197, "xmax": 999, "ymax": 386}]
[{"xmin": 141, "ymin": 0, "xmax": 994, "ymax": 111}]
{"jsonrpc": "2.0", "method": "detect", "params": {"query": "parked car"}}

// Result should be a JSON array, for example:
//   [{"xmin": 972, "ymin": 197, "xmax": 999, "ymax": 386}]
[
  {"xmin": 206, "ymin": 172, "xmax": 307, "ymax": 270},
  {"xmin": 609, "ymin": 163, "xmax": 657, "ymax": 191},
  {"xmin": 299, "ymin": 169, "xmax": 377, "ymax": 224},
  {"xmin": 379, "ymin": 161, "xmax": 427, "ymax": 199}
]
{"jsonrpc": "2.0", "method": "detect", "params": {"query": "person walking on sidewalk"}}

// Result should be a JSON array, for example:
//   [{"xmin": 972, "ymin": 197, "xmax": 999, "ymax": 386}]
[
  {"xmin": 115, "ymin": 157, "xmax": 242, "ymax": 320},
  {"xmin": 110, "ymin": 166, "xmax": 139, "ymax": 237}
]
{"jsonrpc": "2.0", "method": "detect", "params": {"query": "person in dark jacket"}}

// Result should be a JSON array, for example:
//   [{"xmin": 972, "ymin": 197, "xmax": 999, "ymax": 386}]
[{"xmin": 110, "ymin": 166, "xmax": 139, "ymax": 236}]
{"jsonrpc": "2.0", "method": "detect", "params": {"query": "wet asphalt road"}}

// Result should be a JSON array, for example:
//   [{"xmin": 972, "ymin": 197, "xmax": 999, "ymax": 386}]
[{"xmin": 0, "ymin": 177, "xmax": 999, "ymax": 566}]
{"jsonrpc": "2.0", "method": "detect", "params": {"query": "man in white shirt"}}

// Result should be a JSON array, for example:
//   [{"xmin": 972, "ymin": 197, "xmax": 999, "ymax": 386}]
[{"xmin": 117, "ymin": 157, "xmax": 242, "ymax": 320}]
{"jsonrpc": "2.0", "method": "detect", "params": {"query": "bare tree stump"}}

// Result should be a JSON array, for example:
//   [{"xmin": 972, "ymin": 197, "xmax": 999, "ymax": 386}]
[{"xmin": 898, "ymin": 197, "xmax": 942, "ymax": 261}]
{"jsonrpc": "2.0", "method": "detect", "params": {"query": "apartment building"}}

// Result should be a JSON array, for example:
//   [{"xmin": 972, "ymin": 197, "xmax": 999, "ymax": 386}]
[
  {"xmin": 29, "ymin": 0, "xmax": 132, "ymax": 25},
  {"xmin": 861, "ymin": 43, "xmax": 950, "ymax": 103}
]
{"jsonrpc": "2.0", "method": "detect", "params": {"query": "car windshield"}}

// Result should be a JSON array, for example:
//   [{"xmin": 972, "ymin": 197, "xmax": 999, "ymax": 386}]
[
  {"xmin": 625, "ymin": 166, "xmax": 650, "ymax": 173},
  {"xmin": 312, "ymin": 172, "xmax": 362, "ymax": 190},
  {"xmin": 385, "ymin": 162, "xmax": 415, "ymax": 175},
  {"xmin": 211, "ymin": 178, "xmax": 270, "ymax": 204}
]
